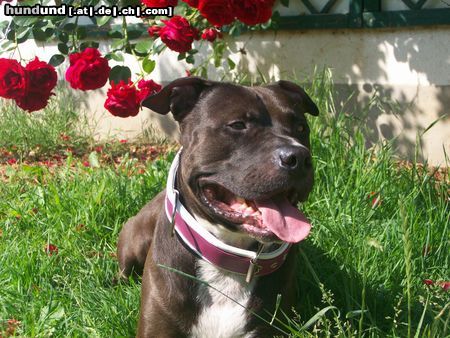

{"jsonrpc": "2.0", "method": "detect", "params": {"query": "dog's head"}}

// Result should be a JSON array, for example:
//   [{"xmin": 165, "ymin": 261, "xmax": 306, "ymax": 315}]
[{"xmin": 142, "ymin": 77, "xmax": 318, "ymax": 244}]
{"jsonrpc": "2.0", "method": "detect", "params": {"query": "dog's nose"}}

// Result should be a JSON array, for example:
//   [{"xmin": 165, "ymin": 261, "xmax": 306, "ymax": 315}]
[{"xmin": 277, "ymin": 146, "xmax": 312, "ymax": 172}]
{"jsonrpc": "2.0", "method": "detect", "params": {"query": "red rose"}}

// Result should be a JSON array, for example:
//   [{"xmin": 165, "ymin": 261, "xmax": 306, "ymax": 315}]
[
  {"xmin": 65, "ymin": 48, "xmax": 110, "ymax": 91},
  {"xmin": 232, "ymin": 0, "xmax": 275, "ymax": 25},
  {"xmin": 198, "ymin": 0, "xmax": 234, "ymax": 27},
  {"xmin": 0, "ymin": 58, "xmax": 27, "ymax": 99},
  {"xmin": 148, "ymin": 25, "xmax": 162, "ymax": 37},
  {"xmin": 141, "ymin": 0, "xmax": 177, "ymax": 6},
  {"xmin": 182, "ymin": 0, "xmax": 198, "ymax": 7},
  {"xmin": 25, "ymin": 57, "xmax": 57, "ymax": 95},
  {"xmin": 201, "ymin": 28, "xmax": 222, "ymax": 42},
  {"xmin": 15, "ymin": 91, "xmax": 53, "ymax": 112},
  {"xmin": 104, "ymin": 80, "xmax": 140, "ymax": 117},
  {"xmin": 159, "ymin": 16, "xmax": 198, "ymax": 53},
  {"xmin": 137, "ymin": 79, "xmax": 162, "ymax": 102},
  {"xmin": 11, "ymin": 57, "xmax": 58, "ymax": 112}
]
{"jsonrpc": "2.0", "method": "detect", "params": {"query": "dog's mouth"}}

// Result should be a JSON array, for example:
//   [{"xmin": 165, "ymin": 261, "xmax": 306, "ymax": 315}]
[{"xmin": 199, "ymin": 183, "xmax": 311, "ymax": 243}]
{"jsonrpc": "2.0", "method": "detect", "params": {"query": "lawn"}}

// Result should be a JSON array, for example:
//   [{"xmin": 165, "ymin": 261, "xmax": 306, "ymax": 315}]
[{"xmin": 0, "ymin": 72, "xmax": 448, "ymax": 337}]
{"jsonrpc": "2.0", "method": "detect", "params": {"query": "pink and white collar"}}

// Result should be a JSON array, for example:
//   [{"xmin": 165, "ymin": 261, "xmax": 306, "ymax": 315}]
[{"xmin": 165, "ymin": 149, "xmax": 291, "ymax": 282}]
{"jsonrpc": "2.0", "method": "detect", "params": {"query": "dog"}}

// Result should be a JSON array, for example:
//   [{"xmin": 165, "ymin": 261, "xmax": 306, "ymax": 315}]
[{"xmin": 117, "ymin": 77, "xmax": 318, "ymax": 337}]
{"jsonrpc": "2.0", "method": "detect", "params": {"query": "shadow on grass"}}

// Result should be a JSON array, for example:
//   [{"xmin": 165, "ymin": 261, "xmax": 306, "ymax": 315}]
[{"xmin": 296, "ymin": 241, "xmax": 437, "ymax": 336}]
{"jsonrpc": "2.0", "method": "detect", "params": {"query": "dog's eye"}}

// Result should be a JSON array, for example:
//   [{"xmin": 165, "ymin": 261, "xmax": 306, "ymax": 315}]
[
  {"xmin": 298, "ymin": 124, "xmax": 307, "ymax": 133},
  {"xmin": 228, "ymin": 121, "xmax": 247, "ymax": 130}
]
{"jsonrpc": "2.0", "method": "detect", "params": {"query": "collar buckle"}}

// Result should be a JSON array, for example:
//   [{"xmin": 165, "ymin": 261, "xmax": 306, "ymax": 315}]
[{"xmin": 245, "ymin": 244, "xmax": 265, "ymax": 283}]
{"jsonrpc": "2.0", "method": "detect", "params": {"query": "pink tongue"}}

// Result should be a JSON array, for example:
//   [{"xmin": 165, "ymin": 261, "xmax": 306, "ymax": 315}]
[{"xmin": 255, "ymin": 197, "xmax": 311, "ymax": 243}]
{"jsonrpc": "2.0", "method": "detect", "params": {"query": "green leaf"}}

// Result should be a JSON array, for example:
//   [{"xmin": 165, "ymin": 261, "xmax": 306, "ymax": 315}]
[
  {"xmin": 280, "ymin": 0, "xmax": 290, "ymax": 7},
  {"xmin": 142, "ymin": 56, "xmax": 155, "ymax": 74},
  {"xmin": 109, "ymin": 65, "xmax": 131, "ymax": 84},
  {"xmin": 228, "ymin": 23, "xmax": 242, "ymax": 37},
  {"xmin": 134, "ymin": 40, "xmax": 152, "ymax": 54},
  {"xmin": 261, "ymin": 19, "xmax": 272, "ymax": 30},
  {"xmin": 107, "ymin": 52, "xmax": 124, "ymax": 62},
  {"xmin": 301, "ymin": 306, "xmax": 339, "ymax": 330},
  {"xmin": 6, "ymin": 28, "xmax": 15, "ymax": 41},
  {"xmin": 57, "ymin": 42, "xmax": 69, "ymax": 55},
  {"xmin": 96, "ymin": 16, "xmax": 111, "ymax": 27},
  {"xmin": 76, "ymin": 26, "xmax": 87, "ymax": 40},
  {"xmin": 33, "ymin": 28, "xmax": 47, "ymax": 41},
  {"xmin": 127, "ymin": 29, "xmax": 143, "ymax": 40},
  {"xmin": 111, "ymin": 38, "xmax": 125, "ymax": 50},
  {"xmin": 177, "ymin": 53, "xmax": 186, "ymax": 61},
  {"xmin": 151, "ymin": 39, "xmax": 166, "ymax": 54},
  {"xmin": 186, "ymin": 55, "xmax": 195, "ymax": 64},
  {"xmin": 108, "ymin": 29, "xmax": 123, "ymax": 39},
  {"xmin": 57, "ymin": 31, "xmax": 69, "ymax": 44},
  {"xmin": 0, "ymin": 40, "xmax": 15, "ymax": 52},
  {"xmin": 345, "ymin": 309, "xmax": 368, "ymax": 319},
  {"xmin": 227, "ymin": 57, "xmax": 236, "ymax": 70},
  {"xmin": 79, "ymin": 41, "xmax": 100, "ymax": 51},
  {"xmin": 94, "ymin": 179, "xmax": 106, "ymax": 204},
  {"xmin": 49, "ymin": 54, "xmax": 65, "ymax": 67},
  {"xmin": 13, "ymin": 16, "xmax": 39, "ymax": 27},
  {"xmin": 62, "ymin": 22, "xmax": 77, "ymax": 32},
  {"xmin": 16, "ymin": 27, "xmax": 31, "ymax": 43},
  {"xmin": 44, "ymin": 28, "xmax": 55, "ymax": 39}
]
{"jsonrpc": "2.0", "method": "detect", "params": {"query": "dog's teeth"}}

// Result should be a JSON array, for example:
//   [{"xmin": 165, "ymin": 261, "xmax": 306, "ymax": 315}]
[
  {"xmin": 244, "ymin": 207, "xmax": 254, "ymax": 215},
  {"xmin": 238, "ymin": 203, "xmax": 248, "ymax": 211}
]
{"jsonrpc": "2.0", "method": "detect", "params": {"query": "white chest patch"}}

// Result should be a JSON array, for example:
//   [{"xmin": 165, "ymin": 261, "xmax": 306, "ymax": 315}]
[{"xmin": 190, "ymin": 260, "xmax": 256, "ymax": 338}]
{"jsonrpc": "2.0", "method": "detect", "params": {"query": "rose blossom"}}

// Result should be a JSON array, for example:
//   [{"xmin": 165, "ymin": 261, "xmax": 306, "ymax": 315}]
[
  {"xmin": 0, "ymin": 58, "xmax": 27, "ymax": 99},
  {"xmin": 25, "ymin": 57, "xmax": 57, "ymax": 94},
  {"xmin": 104, "ymin": 80, "xmax": 140, "ymax": 117},
  {"xmin": 159, "ymin": 16, "xmax": 198, "ymax": 53},
  {"xmin": 148, "ymin": 25, "xmax": 162, "ymax": 37},
  {"xmin": 182, "ymin": 0, "xmax": 198, "ymax": 7},
  {"xmin": 198, "ymin": 0, "xmax": 234, "ymax": 27},
  {"xmin": 137, "ymin": 79, "xmax": 162, "ymax": 102},
  {"xmin": 141, "ymin": 0, "xmax": 177, "ymax": 6},
  {"xmin": 233, "ymin": 0, "xmax": 275, "ymax": 26},
  {"xmin": 65, "ymin": 48, "xmax": 110, "ymax": 91},
  {"xmin": 15, "ymin": 57, "xmax": 57, "ymax": 112},
  {"xmin": 201, "ymin": 28, "xmax": 222, "ymax": 42},
  {"xmin": 15, "ymin": 91, "xmax": 53, "ymax": 112}
]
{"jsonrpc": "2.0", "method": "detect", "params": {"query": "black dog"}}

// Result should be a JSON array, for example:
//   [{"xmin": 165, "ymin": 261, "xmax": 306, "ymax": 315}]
[{"xmin": 118, "ymin": 77, "xmax": 318, "ymax": 337}]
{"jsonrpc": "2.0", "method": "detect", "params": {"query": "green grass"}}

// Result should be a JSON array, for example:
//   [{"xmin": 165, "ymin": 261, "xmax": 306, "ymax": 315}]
[
  {"xmin": 0, "ymin": 88, "xmax": 94, "ymax": 161},
  {"xmin": 0, "ymin": 70, "xmax": 448, "ymax": 337}
]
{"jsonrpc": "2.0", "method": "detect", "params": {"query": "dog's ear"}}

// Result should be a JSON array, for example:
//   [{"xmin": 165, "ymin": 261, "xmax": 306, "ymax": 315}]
[
  {"xmin": 141, "ymin": 77, "xmax": 211, "ymax": 121},
  {"xmin": 269, "ymin": 80, "xmax": 319, "ymax": 116}
]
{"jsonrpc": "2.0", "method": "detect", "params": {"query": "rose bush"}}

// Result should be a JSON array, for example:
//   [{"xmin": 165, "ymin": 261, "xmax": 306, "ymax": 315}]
[
  {"xmin": 0, "ymin": 57, "xmax": 57, "ymax": 112},
  {"xmin": 0, "ymin": 0, "xmax": 280, "ymax": 115}
]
